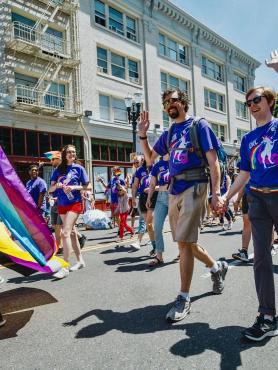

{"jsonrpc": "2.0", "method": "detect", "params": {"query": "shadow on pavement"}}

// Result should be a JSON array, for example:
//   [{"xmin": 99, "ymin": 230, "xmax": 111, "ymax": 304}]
[
  {"xmin": 0, "ymin": 287, "xmax": 57, "ymax": 339},
  {"xmin": 7, "ymin": 273, "xmax": 56, "ymax": 284},
  {"xmin": 170, "ymin": 322, "xmax": 270, "ymax": 370},
  {"xmin": 63, "ymin": 292, "xmax": 214, "ymax": 338},
  {"xmin": 100, "ymin": 245, "xmax": 134, "ymax": 254}
]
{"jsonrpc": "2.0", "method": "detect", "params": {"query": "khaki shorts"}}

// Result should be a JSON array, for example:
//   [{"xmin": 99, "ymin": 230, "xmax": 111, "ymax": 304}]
[{"xmin": 169, "ymin": 183, "xmax": 208, "ymax": 243}]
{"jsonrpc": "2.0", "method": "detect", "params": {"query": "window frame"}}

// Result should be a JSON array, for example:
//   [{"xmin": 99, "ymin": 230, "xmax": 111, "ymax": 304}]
[
  {"xmin": 202, "ymin": 56, "xmax": 224, "ymax": 83},
  {"xmin": 204, "ymin": 88, "xmax": 226, "ymax": 113},
  {"xmin": 160, "ymin": 71, "xmax": 190, "ymax": 98},
  {"xmin": 99, "ymin": 93, "xmax": 128, "ymax": 124},
  {"xmin": 211, "ymin": 123, "xmax": 226, "ymax": 142},
  {"xmin": 158, "ymin": 32, "xmax": 189, "ymax": 66},
  {"xmin": 234, "ymin": 72, "xmax": 247, "ymax": 93},
  {"xmin": 236, "ymin": 100, "xmax": 249, "ymax": 120}
]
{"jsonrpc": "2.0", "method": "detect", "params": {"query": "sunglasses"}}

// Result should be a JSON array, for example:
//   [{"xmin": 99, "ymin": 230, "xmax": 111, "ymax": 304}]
[
  {"xmin": 163, "ymin": 97, "xmax": 180, "ymax": 108},
  {"xmin": 245, "ymin": 95, "xmax": 266, "ymax": 108}
]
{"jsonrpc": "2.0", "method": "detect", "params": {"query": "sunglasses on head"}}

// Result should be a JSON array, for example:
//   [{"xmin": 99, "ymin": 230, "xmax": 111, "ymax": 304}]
[
  {"xmin": 245, "ymin": 95, "xmax": 265, "ymax": 108},
  {"xmin": 163, "ymin": 97, "xmax": 180, "ymax": 108}
]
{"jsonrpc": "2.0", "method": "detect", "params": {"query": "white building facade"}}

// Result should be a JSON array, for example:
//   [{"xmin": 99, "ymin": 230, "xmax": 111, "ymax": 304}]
[{"xmin": 0, "ymin": 0, "xmax": 260, "ymax": 199}]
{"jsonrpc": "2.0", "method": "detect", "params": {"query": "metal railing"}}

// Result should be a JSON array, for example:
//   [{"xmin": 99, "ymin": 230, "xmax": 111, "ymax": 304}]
[
  {"xmin": 8, "ymin": 22, "xmax": 76, "ymax": 59},
  {"xmin": 14, "ymin": 84, "xmax": 79, "ymax": 114}
]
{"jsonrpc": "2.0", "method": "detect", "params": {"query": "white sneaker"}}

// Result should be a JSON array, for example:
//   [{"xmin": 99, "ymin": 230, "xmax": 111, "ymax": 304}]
[
  {"xmin": 227, "ymin": 221, "xmax": 233, "ymax": 230},
  {"xmin": 53, "ymin": 268, "xmax": 69, "ymax": 279},
  {"xmin": 69, "ymin": 261, "xmax": 86, "ymax": 271},
  {"xmin": 131, "ymin": 242, "xmax": 141, "ymax": 250},
  {"xmin": 0, "ymin": 276, "xmax": 4, "ymax": 284}
]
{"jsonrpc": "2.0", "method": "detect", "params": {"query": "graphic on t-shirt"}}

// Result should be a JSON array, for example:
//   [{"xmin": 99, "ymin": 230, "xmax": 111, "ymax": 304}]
[
  {"xmin": 140, "ymin": 174, "xmax": 150, "ymax": 189},
  {"xmin": 157, "ymin": 169, "xmax": 170, "ymax": 184},
  {"xmin": 251, "ymin": 135, "xmax": 278, "ymax": 170},
  {"xmin": 170, "ymin": 128, "xmax": 191, "ymax": 165}
]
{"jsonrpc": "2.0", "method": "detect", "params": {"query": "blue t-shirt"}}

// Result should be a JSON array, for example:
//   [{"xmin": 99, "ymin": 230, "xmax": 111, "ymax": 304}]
[
  {"xmin": 50, "ymin": 163, "xmax": 89, "ymax": 206},
  {"xmin": 26, "ymin": 176, "xmax": 47, "ymax": 210},
  {"xmin": 135, "ymin": 166, "xmax": 152, "ymax": 195},
  {"xmin": 220, "ymin": 174, "xmax": 228, "ymax": 196},
  {"xmin": 240, "ymin": 118, "xmax": 278, "ymax": 191},
  {"xmin": 108, "ymin": 176, "xmax": 125, "ymax": 204},
  {"xmin": 153, "ymin": 117, "xmax": 220, "ymax": 195},
  {"xmin": 151, "ymin": 160, "xmax": 170, "ymax": 186}
]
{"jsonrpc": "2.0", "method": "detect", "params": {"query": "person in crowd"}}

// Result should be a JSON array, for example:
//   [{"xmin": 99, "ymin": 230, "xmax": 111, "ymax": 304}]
[
  {"xmin": 146, "ymin": 155, "xmax": 170, "ymax": 267},
  {"xmin": 218, "ymin": 172, "xmax": 235, "ymax": 230},
  {"xmin": 49, "ymin": 145, "xmax": 91, "ymax": 279},
  {"xmin": 97, "ymin": 166, "xmax": 125, "ymax": 229},
  {"xmin": 114, "ymin": 182, "xmax": 134, "ymax": 242},
  {"xmin": 129, "ymin": 157, "xmax": 143, "ymax": 229},
  {"xmin": 138, "ymin": 88, "xmax": 227, "ymax": 323},
  {"xmin": 26, "ymin": 164, "xmax": 47, "ymax": 217},
  {"xmin": 224, "ymin": 86, "xmax": 278, "ymax": 341},
  {"xmin": 132, "ymin": 160, "xmax": 157, "ymax": 255}
]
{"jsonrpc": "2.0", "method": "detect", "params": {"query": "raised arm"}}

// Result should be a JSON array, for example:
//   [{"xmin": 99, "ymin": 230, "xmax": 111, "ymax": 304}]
[{"xmin": 137, "ymin": 111, "xmax": 159, "ymax": 163}]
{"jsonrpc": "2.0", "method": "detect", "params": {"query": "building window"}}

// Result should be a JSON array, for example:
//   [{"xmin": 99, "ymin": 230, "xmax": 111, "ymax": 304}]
[
  {"xmin": 237, "ymin": 128, "xmax": 248, "ymax": 143},
  {"xmin": 39, "ymin": 132, "xmax": 50, "ymax": 156},
  {"xmin": 91, "ymin": 138, "xmax": 132, "ymax": 162},
  {"xmin": 94, "ymin": 2, "xmax": 137, "ymax": 42},
  {"xmin": 12, "ymin": 129, "xmax": 25, "ymax": 156},
  {"xmin": 44, "ymin": 82, "xmax": 66, "ymax": 110},
  {"xmin": 162, "ymin": 111, "xmax": 170, "ymax": 129},
  {"xmin": 234, "ymin": 73, "xmax": 247, "ymax": 92},
  {"xmin": 0, "ymin": 127, "xmax": 11, "ymax": 155},
  {"xmin": 211, "ymin": 123, "xmax": 226, "ymax": 142},
  {"xmin": 99, "ymin": 94, "xmax": 127, "ymax": 123},
  {"xmin": 204, "ymin": 89, "xmax": 225, "ymax": 112},
  {"xmin": 202, "ymin": 56, "xmax": 224, "ymax": 82},
  {"xmin": 111, "ymin": 52, "xmax": 125, "ymax": 79},
  {"xmin": 99, "ymin": 95, "xmax": 110, "ymax": 120},
  {"xmin": 236, "ymin": 100, "xmax": 248, "ymax": 120},
  {"xmin": 97, "ymin": 47, "xmax": 108, "ymax": 73},
  {"xmin": 158, "ymin": 33, "xmax": 189, "ymax": 65},
  {"xmin": 160, "ymin": 72, "xmax": 189, "ymax": 96},
  {"xmin": 95, "ymin": 0, "xmax": 106, "ymax": 27},
  {"xmin": 97, "ymin": 46, "xmax": 140, "ymax": 84}
]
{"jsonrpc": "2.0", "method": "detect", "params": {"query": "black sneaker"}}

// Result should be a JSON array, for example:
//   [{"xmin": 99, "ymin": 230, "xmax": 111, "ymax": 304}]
[
  {"xmin": 78, "ymin": 234, "xmax": 87, "ymax": 249},
  {"xmin": 211, "ymin": 261, "xmax": 228, "ymax": 294},
  {"xmin": 232, "ymin": 249, "xmax": 249, "ymax": 262},
  {"xmin": 0, "ymin": 313, "xmax": 6, "ymax": 327},
  {"xmin": 243, "ymin": 314, "xmax": 278, "ymax": 341}
]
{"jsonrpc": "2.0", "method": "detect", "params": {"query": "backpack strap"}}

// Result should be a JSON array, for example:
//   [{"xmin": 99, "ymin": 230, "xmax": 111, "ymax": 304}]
[
  {"xmin": 189, "ymin": 117, "xmax": 206, "ymax": 167},
  {"xmin": 166, "ymin": 123, "xmax": 175, "ymax": 153}
]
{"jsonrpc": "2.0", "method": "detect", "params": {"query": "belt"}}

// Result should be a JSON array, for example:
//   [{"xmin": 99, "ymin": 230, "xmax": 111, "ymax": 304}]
[
  {"xmin": 173, "ymin": 167, "xmax": 208, "ymax": 182},
  {"xmin": 250, "ymin": 186, "xmax": 278, "ymax": 194}
]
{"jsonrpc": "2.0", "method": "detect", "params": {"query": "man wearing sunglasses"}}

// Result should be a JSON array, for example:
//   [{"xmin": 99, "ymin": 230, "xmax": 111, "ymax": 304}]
[
  {"xmin": 138, "ymin": 89, "xmax": 227, "ymax": 323},
  {"xmin": 26, "ymin": 164, "xmax": 47, "ymax": 216},
  {"xmin": 224, "ymin": 86, "xmax": 278, "ymax": 341}
]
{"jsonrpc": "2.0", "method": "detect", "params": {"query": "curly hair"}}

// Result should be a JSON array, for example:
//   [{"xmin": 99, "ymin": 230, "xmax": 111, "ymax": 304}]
[{"xmin": 162, "ymin": 88, "xmax": 189, "ymax": 112}]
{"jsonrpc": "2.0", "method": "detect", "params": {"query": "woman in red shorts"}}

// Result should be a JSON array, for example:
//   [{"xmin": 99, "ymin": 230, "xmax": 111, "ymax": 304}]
[{"xmin": 49, "ymin": 145, "xmax": 91, "ymax": 279}]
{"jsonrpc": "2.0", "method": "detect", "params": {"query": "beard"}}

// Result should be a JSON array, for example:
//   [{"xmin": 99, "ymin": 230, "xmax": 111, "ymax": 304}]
[{"xmin": 167, "ymin": 107, "xmax": 179, "ymax": 119}]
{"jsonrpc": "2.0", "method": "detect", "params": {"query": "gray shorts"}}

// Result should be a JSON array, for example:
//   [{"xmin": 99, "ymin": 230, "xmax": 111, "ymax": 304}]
[{"xmin": 51, "ymin": 206, "xmax": 63, "ymax": 226}]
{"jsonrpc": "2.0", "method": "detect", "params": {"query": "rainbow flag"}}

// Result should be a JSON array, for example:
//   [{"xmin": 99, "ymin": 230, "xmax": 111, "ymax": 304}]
[{"xmin": 0, "ymin": 146, "xmax": 68, "ymax": 276}]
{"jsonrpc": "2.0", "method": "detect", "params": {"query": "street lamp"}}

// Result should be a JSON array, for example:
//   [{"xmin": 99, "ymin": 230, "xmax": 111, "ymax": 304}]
[{"xmin": 124, "ymin": 91, "xmax": 142, "ymax": 153}]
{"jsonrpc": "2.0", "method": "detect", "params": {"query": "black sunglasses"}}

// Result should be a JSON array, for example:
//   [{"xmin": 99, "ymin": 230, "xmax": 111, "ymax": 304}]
[
  {"xmin": 163, "ymin": 97, "xmax": 180, "ymax": 108},
  {"xmin": 245, "ymin": 95, "xmax": 265, "ymax": 108}
]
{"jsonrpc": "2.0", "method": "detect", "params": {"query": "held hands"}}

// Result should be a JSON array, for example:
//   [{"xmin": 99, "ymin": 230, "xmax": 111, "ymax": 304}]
[
  {"xmin": 210, "ymin": 194, "xmax": 226, "ymax": 214},
  {"xmin": 138, "ymin": 111, "xmax": 150, "ymax": 136}
]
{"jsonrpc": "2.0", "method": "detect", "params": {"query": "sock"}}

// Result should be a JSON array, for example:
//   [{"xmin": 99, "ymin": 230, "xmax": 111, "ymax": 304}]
[
  {"xmin": 210, "ymin": 261, "xmax": 219, "ymax": 273},
  {"xmin": 180, "ymin": 291, "xmax": 190, "ymax": 301},
  {"xmin": 151, "ymin": 240, "xmax": 156, "ymax": 250},
  {"xmin": 264, "ymin": 314, "xmax": 274, "ymax": 321}
]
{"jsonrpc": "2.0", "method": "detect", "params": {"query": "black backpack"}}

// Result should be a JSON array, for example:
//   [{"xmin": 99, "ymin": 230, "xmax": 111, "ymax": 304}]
[{"xmin": 167, "ymin": 117, "xmax": 227, "ymax": 184}]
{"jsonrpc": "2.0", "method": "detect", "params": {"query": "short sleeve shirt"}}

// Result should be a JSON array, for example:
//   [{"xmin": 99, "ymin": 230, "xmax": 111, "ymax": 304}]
[
  {"xmin": 151, "ymin": 160, "xmax": 170, "ymax": 186},
  {"xmin": 108, "ymin": 176, "xmax": 125, "ymax": 204},
  {"xmin": 240, "ymin": 118, "xmax": 278, "ymax": 191},
  {"xmin": 50, "ymin": 163, "xmax": 89, "ymax": 206},
  {"xmin": 135, "ymin": 166, "xmax": 152, "ymax": 195},
  {"xmin": 26, "ymin": 176, "xmax": 47, "ymax": 210},
  {"xmin": 153, "ymin": 117, "xmax": 220, "ymax": 194}
]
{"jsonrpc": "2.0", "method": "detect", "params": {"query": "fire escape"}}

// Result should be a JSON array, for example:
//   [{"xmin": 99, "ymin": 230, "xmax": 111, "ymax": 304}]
[{"xmin": 5, "ymin": 0, "xmax": 81, "ymax": 117}]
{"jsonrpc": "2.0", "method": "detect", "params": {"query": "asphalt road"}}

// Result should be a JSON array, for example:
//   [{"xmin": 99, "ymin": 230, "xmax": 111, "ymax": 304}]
[{"xmin": 1, "ymin": 217, "xmax": 278, "ymax": 370}]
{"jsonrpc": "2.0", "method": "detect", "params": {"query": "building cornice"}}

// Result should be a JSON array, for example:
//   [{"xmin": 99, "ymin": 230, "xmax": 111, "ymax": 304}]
[{"xmin": 153, "ymin": 0, "xmax": 260, "ymax": 68}]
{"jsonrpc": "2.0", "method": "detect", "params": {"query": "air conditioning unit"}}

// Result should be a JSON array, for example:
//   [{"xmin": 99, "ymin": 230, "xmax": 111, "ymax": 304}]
[
  {"xmin": 129, "ymin": 77, "xmax": 139, "ymax": 84},
  {"xmin": 97, "ymin": 66, "xmax": 104, "ymax": 73}
]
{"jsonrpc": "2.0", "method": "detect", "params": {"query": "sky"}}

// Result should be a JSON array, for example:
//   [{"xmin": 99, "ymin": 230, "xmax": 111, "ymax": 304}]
[{"xmin": 171, "ymin": 0, "xmax": 278, "ymax": 91}]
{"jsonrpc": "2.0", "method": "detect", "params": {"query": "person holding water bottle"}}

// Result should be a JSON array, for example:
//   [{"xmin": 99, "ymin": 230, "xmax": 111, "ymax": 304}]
[{"xmin": 49, "ymin": 145, "xmax": 92, "ymax": 279}]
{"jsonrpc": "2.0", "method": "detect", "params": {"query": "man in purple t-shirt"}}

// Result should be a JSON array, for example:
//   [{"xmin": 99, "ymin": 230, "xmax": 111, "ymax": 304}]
[
  {"xmin": 138, "ymin": 88, "xmax": 227, "ymax": 323},
  {"xmin": 26, "ymin": 164, "xmax": 47, "ymax": 214},
  {"xmin": 225, "ymin": 86, "xmax": 278, "ymax": 341}
]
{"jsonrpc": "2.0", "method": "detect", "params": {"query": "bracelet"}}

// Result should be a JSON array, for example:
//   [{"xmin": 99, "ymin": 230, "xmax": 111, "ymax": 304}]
[{"xmin": 139, "ymin": 136, "xmax": 147, "ymax": 140}]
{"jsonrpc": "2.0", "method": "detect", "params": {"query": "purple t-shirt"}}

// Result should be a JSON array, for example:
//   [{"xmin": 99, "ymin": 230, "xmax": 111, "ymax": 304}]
[
  {"xmin": 240, "ymin": 118, "xmax": 278, "ymax": 191},
  {"xmin": 135, "ymin": 166, "xmax": 152, "ymax": 195},
  {"xmin": 26, "ymin": 176, "xmax": 47, "ymax": 210},
  {"xmin": 108, "ymin": 176, "xmax": 125, "ymax": 204},
  {"xmin": 151, "ymin": 160, "xmax": 170, "ymax": 186},
  {"xmin": 153, "ymin": 117, "xmax": 220, "ymax": 194},
  {"xmin": 51, "ymin": 163, "xmax": 89, "ymax": 206}
]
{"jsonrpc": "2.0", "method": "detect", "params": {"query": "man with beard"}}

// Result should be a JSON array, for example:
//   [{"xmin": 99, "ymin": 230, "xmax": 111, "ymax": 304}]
[
  {"xmin": 138, "ymin": 89, "xmax": 227, "ymax": 322},
  {"xmin": 26, "ymin": 164, "xmax": 47, "ymax": 216}
]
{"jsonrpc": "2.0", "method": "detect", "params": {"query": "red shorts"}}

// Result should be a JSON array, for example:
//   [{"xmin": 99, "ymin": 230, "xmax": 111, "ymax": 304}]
[{"xmin": 58, "ymin": 202, "xmax": 84, "ymax": 215}]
